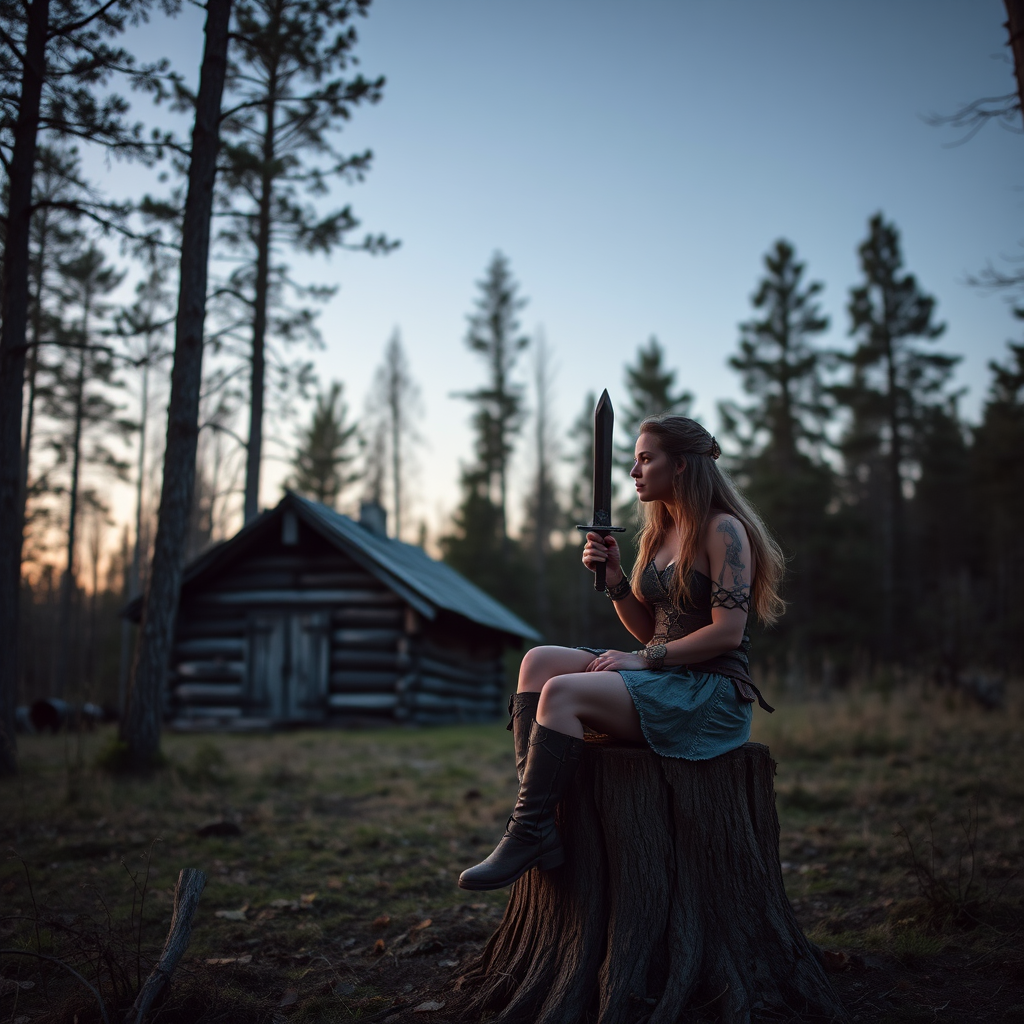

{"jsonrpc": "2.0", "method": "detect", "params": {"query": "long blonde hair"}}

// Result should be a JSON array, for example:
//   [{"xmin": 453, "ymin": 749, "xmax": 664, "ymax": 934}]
[{"xmin": 632, "ymin": 416, "xmax": 786, "ymax": 625}]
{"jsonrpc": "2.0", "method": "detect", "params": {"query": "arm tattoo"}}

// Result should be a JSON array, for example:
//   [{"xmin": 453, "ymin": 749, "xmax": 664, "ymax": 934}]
[
  {"xmin": 716, "ymin": 518, "xmax": 747, "ymax": 585},
  {"xmin": 713, "ymin": 518, "xmax": 750, "ymax": 613},
  {"xmin": 711, "ymin": 581, "xmax": 751, "ymax": 613}
]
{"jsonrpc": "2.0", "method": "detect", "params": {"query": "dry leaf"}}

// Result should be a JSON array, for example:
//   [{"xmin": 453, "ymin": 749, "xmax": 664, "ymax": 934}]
[
  {"xmin": 412, "ymin": 918, "xmax": 432, "ymax": 932},
  {"xmin": 270, "ymin": 898, "xmax": 299, "ymax": 911},
  {"xmin": 0, "ymin": 979, "xmax": 35, "ymax": 995},
  {"xmin": 300, "ymin": 892, "xmax": 316, "ymax": 906},
  {"xmin": 214, "ymin": 905, "xmax": 249, "ymax": 922},
  {"xmin": 822, "ymin": 950, "xmax": 850, "ymax": 972},
  {"xmin": 326, "ymin": 877, "xmax": 343, "ymax": 890},
  {"xmin": 372, "ymin": 938, "xmax": 386, "ymax": 955},
  {"xmin": 413, "ymin": 1000, "xmax": 445, "ymax": 1012},
  {"xmin": 205, "ymin": 955, "xmax": 253, "ymax": 966},
  {"xmin": 278, "ymin": 989, "xmax": 299, "ymax": 1007},
  {"xmin": 371, "ymin": 914, "xmax": 391, "ymax": 930}
]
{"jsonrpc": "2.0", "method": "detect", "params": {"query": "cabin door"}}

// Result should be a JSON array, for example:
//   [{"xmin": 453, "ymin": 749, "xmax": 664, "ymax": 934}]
[{"xmin": 247, "ymin": 610, "xmax": 330, "ymax": 722}]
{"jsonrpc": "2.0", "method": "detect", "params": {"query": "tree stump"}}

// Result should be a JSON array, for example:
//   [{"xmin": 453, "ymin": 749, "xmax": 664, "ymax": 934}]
[{"xmin": 452, "ymin": 741, "xmax": 847, "ymax": 1024}]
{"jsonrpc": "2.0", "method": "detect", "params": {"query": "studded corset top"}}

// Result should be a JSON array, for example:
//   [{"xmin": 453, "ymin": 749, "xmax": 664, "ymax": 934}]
[{"xmin": 638, "ymin": 561, "xmax": 759, "ymax": 698}]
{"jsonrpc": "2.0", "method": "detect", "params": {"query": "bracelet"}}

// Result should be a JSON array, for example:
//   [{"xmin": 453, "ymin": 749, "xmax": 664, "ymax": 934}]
[
  {"xmin": 631, "ymin": 643, "xmax": 667, "ymax": 670},
  {"xmin": 604, "ymin": 574, "xmax": 632, "ymax": 601}
]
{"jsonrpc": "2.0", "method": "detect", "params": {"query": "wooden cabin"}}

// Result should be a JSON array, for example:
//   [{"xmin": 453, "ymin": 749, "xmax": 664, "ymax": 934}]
[{"xmin": 126, "ymin": 492, "xmax": 540, "ymax": 730}]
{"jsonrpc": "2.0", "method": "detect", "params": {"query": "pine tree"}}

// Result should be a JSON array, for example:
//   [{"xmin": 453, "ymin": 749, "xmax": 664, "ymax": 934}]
[
  {"xmin": 44, "ymin": 244, "xmax": 129, "ymax": 697},
  {"xmin": 366, "ymin": 330, "xmax": 421, "ymax": 538},
  {"xmin": 622, "ymin": 337, "xmax": 692, "ymax": 435},
  {"xmin": 725, "ymin": 240, "xmax": 830, "ymax": 465},
  {"xmin": 442, "ymin": 252, "xmax": 532, "ymax": 621},
  {"xmin": 215, "ymin": 0, "xmax": 395, "ymax": 523},
  {"xmin": 113, "ymin": 250, "xmax": 175, "ymax": 711},
  {"xmin": 115, "ymin": 250, "xmax": 176, "ymax": 599},
  {"xmin": 618, "ymin": 337, "xmax": 692, "ymax": 472},
  {"xmin": 0, "ymin": 0, "xmax": 174, "ymax": 775},
  {"xmin": 971, "ymin": 336, "xmax": 1024, "ymax": 670},
  {"xmin": 565, "ymin": 390, "xmax": 597, "ymax": 531},
  {"xmin": 909, "ymin": 397, "xmax": 973, "ymax": 673},
  {"xmin": 288, "ymin": 381, "xmax": 359, "ymax": 507},
  {"xmin": 123, "ymin": 0, "xmax": 233, "ymax": 772},
  {"xmin": 21, "ymin": 146, "xmax": 90, "ymax": 537},
  {"xmin": 721, "ymin": 240, "xmax": 836, "ymax": 670},
  {"xmin": 834, "ymin": 213, "xmax": 955, "ymax": 660},
  {"xmin": 520, "ymin": 328, "xmax": 560, "ymax": 632},
  {"xmin": 458, "ymin": 251, "xmax": 529, "ymax": 543}
]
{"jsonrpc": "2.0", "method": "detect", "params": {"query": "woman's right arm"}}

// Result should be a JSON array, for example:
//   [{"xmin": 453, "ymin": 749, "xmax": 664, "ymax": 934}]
[{"xmin": 582, "ymin": 533, "xmax": 655, "ymax": 643}]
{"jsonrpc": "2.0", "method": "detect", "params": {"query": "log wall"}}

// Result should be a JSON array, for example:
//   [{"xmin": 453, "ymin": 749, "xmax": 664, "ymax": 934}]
[{"xmin": 167, "ymin": 523, "xmax": 508, "ymax": 730}]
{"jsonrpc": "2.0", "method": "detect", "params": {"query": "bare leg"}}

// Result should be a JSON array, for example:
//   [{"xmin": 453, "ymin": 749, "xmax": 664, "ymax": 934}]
[
  {"xmin": 517, "ymin": 645, "xmax": 595, "ymax": 694},
  {"xmin": 537, "ymin": 670, "xmax": 644, "ymax": 742}
]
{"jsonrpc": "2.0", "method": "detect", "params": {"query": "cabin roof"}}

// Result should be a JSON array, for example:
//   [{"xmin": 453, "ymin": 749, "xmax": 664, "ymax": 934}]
[{"xmin": 130, "ymin": 492, "xmax": 541, "ymax": 642}]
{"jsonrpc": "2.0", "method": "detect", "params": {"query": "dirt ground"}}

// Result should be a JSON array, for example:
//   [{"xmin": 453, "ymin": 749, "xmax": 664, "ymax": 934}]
[{"xmin": 1, "ymin": 681, "xmax": 1022, "ymax": 1023}]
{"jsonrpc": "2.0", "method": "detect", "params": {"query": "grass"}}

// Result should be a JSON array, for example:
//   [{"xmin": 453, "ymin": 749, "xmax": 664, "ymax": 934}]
[
  {"xmin": 1, "ymin": 680, "xmax": 1023, "ymax": 1021},
  {"xmin": 750, "ymin": 680, "xmax": 1024, "ymax": 956}
]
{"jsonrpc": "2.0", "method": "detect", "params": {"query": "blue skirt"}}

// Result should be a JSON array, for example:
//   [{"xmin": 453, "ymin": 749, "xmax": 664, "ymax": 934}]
[{"xmin": 576, "ymin": 647, "xmax": 752, "ymax": 760}]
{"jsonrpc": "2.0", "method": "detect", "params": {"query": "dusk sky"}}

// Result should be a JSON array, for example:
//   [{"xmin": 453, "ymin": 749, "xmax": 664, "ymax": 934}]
[{"xmin": 109, "ymin": 0, "xmax": 1021, "ymax": 541}]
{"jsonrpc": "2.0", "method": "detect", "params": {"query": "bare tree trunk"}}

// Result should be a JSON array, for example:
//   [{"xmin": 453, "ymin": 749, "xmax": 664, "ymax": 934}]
[
  {"xmin": 119, "ymin": 355, "xmax": 151, "ymax": 713},
  {"xmin": 118, "ymin": 526, "xmax": 133, "ymax": 715},
  {"xmin": 54, "ymin": 321, "xmax": 89, "ymax": 697},
  {"xmin": 1007, "ymin": 1, "xmax": 1024, "ymax": 126},
  {"xmin": 0, "ymin": 0, "xmax": 51, "ymax": 776},
  {"xmin": 882, "ymin": 330, "xmax": 903, "ymax": 663},
  {"xmin": 453, "ymin": 742, "xmax": 847, "ymax": 1024},
  {"xmin": 20, "ymin": 208, "xmax": 49, "ymax": 526},
  {"xmin": 391, "ymin": 393, "xmax": 401, "ymax": 539},
  {"xmin": 376, "ymin": 329, "xmax": 419, "ymax": 539},
  {"xmin": 243, "ymin": 14, "xmax": 279, "ymax": 525},
  {"xmin": 86, "ymin": 511, "xmax": 102, "ymax": 698},
  {"xmin": 532, "ymin": 331, "xmax": 556, "ymax": 630},
  {"xmin": 122, "ymin": 0, "xmax": 233, "ymax": 771}
]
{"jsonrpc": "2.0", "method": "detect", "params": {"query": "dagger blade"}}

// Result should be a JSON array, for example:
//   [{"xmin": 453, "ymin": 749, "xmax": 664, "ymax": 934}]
[
  {"xmin": 576, "ymin": 389, "xmax": 625, "ymax": 592},
  {"xmin": 592, "ymin": 389, "xmax": 614, "ymax": 528}
]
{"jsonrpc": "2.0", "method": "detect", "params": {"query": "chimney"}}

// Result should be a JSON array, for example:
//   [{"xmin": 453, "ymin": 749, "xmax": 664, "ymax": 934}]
[{"xmin": 359, "ymin": 501, "xmax": 387, "ymax": 538}]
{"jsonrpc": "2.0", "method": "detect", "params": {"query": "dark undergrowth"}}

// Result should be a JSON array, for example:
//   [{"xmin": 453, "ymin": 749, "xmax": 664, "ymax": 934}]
[{"xmin": 2, "ymin": 680, "xmax": 1022, "ymax": 1022}]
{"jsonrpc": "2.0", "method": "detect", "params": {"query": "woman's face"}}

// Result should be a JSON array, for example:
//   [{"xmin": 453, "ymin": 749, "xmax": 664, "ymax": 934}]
[{"xmin": 631, "ymin": 433, "xmax": 681, "ymax": 503}]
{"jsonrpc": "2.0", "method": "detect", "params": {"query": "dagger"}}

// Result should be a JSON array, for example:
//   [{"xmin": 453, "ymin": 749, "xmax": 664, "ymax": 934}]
[{"xmin": 576, "ymin": 389, "xmax": 626, "ymax": 592}]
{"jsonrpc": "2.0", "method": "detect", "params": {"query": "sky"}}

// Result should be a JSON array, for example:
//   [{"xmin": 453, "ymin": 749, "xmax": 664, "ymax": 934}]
[{"xmin": 95, "ymin": 0, "xmax": 1021, "ymax": 546}]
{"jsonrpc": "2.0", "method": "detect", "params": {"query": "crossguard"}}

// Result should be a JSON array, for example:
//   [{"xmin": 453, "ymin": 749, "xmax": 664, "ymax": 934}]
[{"xmin": 576, "ymin": 524, "xmax": 627, "ymax": 592}]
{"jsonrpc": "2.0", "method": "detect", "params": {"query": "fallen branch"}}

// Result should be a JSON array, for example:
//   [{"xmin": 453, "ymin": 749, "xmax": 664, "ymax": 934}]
[
  {"xmin": 125, "ymin": 867, "xmax": 207, "ymax": 1024},
  {"xmin": 0, "ymin": 948, "xmax": 111, "ymax": 1024}
]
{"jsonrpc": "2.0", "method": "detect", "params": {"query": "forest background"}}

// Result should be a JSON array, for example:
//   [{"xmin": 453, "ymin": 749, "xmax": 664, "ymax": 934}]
[{"xmin": 2, "ymin": 0, "xmax": 1023, "ymax": 740}]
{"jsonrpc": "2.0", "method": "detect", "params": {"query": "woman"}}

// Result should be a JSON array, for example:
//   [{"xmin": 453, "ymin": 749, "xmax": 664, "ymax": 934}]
[{"xmin": 458, "ymin": 415, "xmax": 785, "ymax": 891}]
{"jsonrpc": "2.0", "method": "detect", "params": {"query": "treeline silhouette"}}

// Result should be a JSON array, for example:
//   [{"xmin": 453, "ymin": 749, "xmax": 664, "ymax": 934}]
[
  {"xmin": 0, "ymin": 0, "xmax": 395, "ymax": 770},
  {"xmin": 2, "ymin": 0, "xmax": 1020, "ymax": 771},
  {"xmin": 440, "ymin": 226, "xmax": 1024, "ymax": 690},
  {"xmin": 11, "ymin": 217, "xmax": 1023, "ymax": 727}
]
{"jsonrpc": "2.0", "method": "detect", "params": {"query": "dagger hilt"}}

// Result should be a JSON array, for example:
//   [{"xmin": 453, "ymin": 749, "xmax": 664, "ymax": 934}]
[{"xmin": 576, "ymin": 524, "xmax": 626, "ymax": 592}]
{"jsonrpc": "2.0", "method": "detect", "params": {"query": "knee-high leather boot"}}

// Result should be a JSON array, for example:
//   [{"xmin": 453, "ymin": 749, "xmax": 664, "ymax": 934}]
[
  {"xmin": 458, "ymin": 722, "xmax": 584, "ymax": 891},
  {"xmin": 507, "ymin": 691, "xmax": 541, "ymax": 783}
]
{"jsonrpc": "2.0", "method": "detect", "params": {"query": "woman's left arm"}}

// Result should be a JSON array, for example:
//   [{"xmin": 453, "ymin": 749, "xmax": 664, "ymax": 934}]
[
  {"xmin": 657, "ymin": 514, "xmax": 752, "ymax": 664},
  {"xmin": 586, "ymin": 515, "xmax": 753, "ymax": 673},
  {"xmin": 699, "ymin": 514, "xmax": 752, "ymax": 652}
]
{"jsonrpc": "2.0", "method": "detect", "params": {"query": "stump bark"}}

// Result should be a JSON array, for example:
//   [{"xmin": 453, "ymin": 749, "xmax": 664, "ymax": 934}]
[{"xmin": 453, "ymin": 741, "xmax": 847, "ymax": 1024}]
